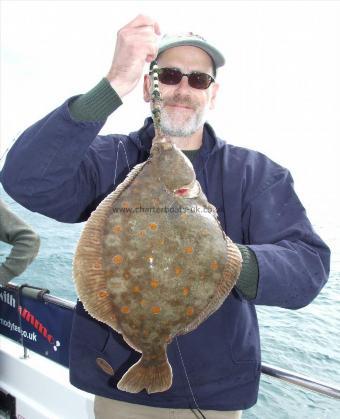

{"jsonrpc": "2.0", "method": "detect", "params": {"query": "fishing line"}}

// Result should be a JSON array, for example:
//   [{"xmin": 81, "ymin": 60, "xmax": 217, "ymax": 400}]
[
  {"xmin": 0, "ymin": 131, "xmax": 23, "ymax": 166},
  {"xmin": 113, "ymin": 140, "xmax": 131, "ymax": 186},
  {"xmin": 175, "ymin": 337, "xmax": 207, "ymax": 419}
]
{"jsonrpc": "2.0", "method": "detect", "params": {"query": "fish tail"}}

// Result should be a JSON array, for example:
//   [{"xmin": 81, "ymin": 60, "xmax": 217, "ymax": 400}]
[{"xmin": 117, "ymin": 351, "xmax": 172, "ymax": 394}]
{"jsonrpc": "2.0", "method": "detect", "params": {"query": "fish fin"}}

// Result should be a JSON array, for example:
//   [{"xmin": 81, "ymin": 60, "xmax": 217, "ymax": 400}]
[
  {"xmin": 73, "ymin": 161, "xmax": 149, "ymax": 328},
  {"xmin": 117, "ymin": 350, "xmax": 172, "ymax": 394},
  {"xmin": 193, "ymin": 183, "xmax": 218, "ymax": 215},
  {"xmin": 73, "ymin": 214, "xmax": 121, "ymax": 329},
  {"xmin": 219, "ymin": 234, "xmax": 243, "ymax": 295},
  {"xmin": 189, "ymin": 180, "xmax": 202, "ymax": 198},
  {"xmin": 177, "ymin": 237, "xmax": 242, "ymax": 336}
]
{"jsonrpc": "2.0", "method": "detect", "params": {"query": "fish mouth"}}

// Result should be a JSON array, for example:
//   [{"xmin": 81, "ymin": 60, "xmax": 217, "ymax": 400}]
[
  {"xmin": 174, "ymin": 180, "xmax": 200, "ymax": 198},
  {"xmin": 174, "ymin": 187, "xmax": 190, "ymax": 196}
]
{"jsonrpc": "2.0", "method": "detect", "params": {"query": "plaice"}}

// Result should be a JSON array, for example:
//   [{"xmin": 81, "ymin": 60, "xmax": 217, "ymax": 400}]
[{"xmin": 72, "ymin": 62, "xmax": 242, "ymax": 394}]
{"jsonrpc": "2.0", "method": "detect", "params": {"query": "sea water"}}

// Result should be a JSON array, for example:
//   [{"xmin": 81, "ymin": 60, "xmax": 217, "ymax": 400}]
[{"xmin": 0, "ymin": 186, "xmax": 339, "ymax": 418}]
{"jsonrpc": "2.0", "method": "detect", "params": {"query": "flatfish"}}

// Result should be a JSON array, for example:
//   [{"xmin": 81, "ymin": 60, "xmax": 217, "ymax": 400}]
[{"xmin": 73, "ymin": 63, "xmax": 242, "ymax": 394}]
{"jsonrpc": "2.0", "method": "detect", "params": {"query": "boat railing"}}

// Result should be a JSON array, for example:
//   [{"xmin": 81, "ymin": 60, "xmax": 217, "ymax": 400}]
[{"xmin": 2, "ymin": 284, "xmax": 340, "ymax": 401}]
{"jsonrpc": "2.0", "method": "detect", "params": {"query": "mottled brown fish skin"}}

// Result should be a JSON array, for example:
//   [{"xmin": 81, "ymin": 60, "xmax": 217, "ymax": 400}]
[{"xmin": 73, "ymin": 141, "xmax": 242, "ymax": 394}]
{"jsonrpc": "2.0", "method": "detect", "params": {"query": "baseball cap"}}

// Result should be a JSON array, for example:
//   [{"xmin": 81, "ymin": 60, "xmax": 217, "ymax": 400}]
[{"xmin": 157, "ymin": 32, "xmax": 225, "ymax": 70}]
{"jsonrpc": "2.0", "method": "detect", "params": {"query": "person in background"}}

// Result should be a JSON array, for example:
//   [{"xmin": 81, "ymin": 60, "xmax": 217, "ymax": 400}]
[
  {"xmin": 0, "ymin": 14, "xmax": 330, "ymax": 419},
  {"xmin": 0, "ymin": 198, "xmax": 40, "ymax": 286}
]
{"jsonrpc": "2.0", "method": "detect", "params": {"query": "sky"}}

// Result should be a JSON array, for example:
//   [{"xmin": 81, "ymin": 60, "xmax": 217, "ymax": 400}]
[{"xmin": 1, "ymin": 0, "xmax": 339, "ymax": 225}]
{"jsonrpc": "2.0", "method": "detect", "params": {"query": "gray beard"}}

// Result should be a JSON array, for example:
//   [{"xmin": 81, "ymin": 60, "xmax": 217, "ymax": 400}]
[{"xmin": 159, "ymin": 106, "xmax": 208, "ymax": 137}]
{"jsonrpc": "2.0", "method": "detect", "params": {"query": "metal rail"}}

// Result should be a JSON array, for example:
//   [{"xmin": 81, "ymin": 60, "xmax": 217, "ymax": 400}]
[
  {"xmin": 6, "ymin": 283, "xmax": 75, "ymax": 310},
  {"xmin": 3, "ymin": 284, "xmax": 340, "ymax": 400},
  {"xmin": 261, "ymin": 363, "xmax": 340, "ymax": 400}
]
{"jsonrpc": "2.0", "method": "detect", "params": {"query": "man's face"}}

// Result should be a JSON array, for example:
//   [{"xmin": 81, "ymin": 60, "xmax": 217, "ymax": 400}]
[{"xmin": 143, "ymin": 46, "xmax": 219, "ymax": 137}]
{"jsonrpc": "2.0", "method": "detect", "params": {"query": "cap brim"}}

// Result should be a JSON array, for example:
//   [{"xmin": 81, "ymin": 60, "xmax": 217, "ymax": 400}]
[{"xmin": 157, "ymin": 38, "xmax": 225, "ymax": 69}]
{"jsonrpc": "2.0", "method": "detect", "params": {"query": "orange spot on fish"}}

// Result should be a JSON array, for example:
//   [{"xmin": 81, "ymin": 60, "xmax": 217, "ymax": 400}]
[
  {"xmin": 98, "ymin": 290, "xmax": 109, "ymax": 298},
  {"xmin": 186, "ymin": 307, "xmax": 194, "ymax": 316},
  {"xmin": 122, "ymin": 202, "xmax": 129, "ymax": 208},
  {"xmin": 182, "ymin": 287, "xmax": 190, "ymax": 296},
  {"xmin": 132, "ymin": 285, "xmax": 141, "ymax": 293},
  {"xmin": 184, "ymin": 246, "xmax": 193, "ymax": 254},
  {"xmin": 112, "ymin": 225, "xmax": 122, "ymax": 234},
  {"xmin": 113, "ymin": 255, "xmax": 123, "ymax": 265},
  {"xmin": 211, "ymin": 260, "xmax": 219, "ymax": 270},
  {"xmin": 149, "ymin": 223, "xmax": 158, "ymax": 231},
  {"xmin": 175, "ymin": 266, "xmax": 182, "ymax": 276},
  {"xmin": 140, "ymin": 299, "xmax": 147, "ymax": 307},
  {"xmin": 151, "ymin": 306, "xmax": 161, "ymax": 314},
  {"xmin": 138, "ymin": 230, "xmax": 146, "ymax": 238},
  {"xmin": 159, "ymin": 239, "xmax": 165, "ymax": 245},
  {"xmin": 150, "ymin": 279, "xmax": 159, "ymax": 288},
  {"xmin": 121, "ymin": 306, "xmax": 130, "ymax": 314}
]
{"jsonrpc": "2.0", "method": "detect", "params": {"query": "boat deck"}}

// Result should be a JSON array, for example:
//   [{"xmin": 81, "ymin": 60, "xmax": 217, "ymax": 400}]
[{"xmin": 0, "ymin": 335, "xmax": 94, "ymax": 419}]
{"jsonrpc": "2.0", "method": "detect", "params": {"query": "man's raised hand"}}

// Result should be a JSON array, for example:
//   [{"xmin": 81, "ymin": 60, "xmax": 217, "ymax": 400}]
[{"xmin": 106, "ymin": 15, "xmax": 161, "ymax": 98}]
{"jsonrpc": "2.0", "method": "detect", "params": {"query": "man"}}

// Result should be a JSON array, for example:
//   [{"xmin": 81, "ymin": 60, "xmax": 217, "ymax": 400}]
[
  {"xmin": 0, "ymin": 198, "xmax": 40, "ymax": 286},
  {"xmin": 0, "ymin": 15, "xmax": 330, "ymax": 419}
]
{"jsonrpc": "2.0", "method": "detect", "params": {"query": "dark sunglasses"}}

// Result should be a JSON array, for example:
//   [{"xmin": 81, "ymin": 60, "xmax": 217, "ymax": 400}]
[{"xmin": 151, "ymin": 67, "xmax": 215, "ymax": 90}]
